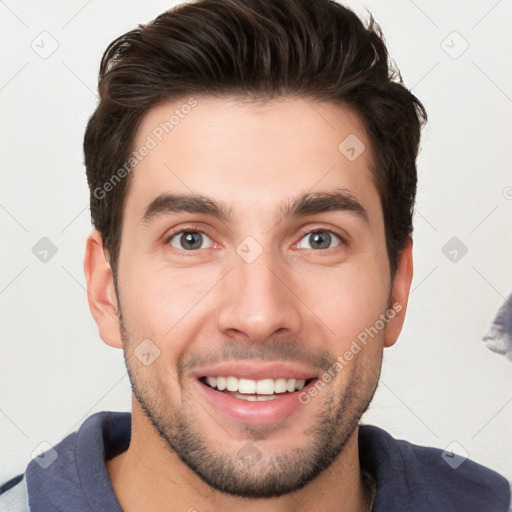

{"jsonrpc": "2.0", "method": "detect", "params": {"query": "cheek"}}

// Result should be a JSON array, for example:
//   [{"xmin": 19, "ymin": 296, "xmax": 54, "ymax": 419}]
[
  {"xmin": 299, "ymin": 262, "xmax": 390, "ymax": 350},
  {"xmin": 119, "ymin": 274, "xmax": 204, "ymax": 394},
  {"xmin": 119, "ymin": 263, "xmax": 218, "ymax": 343}
]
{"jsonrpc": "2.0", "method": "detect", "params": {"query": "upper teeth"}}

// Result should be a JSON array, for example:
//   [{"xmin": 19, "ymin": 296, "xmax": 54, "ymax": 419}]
[{"xmin": 205, "ymin": 376, "xmax": 307, "ymax": 394}]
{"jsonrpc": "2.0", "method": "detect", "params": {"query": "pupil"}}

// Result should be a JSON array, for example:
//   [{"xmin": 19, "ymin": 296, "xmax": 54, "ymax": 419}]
[
  {"xmin": 181, "ymin": 232, "xmax": 202, "ymax": 250},
  {"xmin": 310, "ymin": 231, "xmax": 330, "ymax": 249}
]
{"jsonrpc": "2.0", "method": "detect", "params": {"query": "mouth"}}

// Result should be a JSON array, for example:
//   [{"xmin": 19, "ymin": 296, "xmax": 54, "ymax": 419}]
[
  {"xmin": 193, "ymin": 366, "xmax": 320, "ymax": 425},
  {"xmin": 199, "ymin": 376, "xmax": 317, "ymax": 401},
  {"xmin": 190, "ymin": 361, "xmax": 321, "ymax": 424}
]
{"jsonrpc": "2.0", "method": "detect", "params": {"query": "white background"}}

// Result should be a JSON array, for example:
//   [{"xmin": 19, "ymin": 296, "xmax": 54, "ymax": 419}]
[{"xmin": 1, "ymin": 0, "xmax": 511, "ymax": 484}]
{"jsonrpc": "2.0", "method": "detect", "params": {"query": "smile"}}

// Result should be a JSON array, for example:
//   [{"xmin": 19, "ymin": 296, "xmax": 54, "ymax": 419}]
[
  {"xmin": 200, "ymin": 376, "xmax": 313, "ymax": 401},
  {"xmin": 194, "ymin": 371, "xmax": 319, "ymax": 425}
]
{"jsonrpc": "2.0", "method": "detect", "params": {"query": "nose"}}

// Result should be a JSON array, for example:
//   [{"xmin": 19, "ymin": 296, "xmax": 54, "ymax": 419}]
[{"xmin": 215, "ymin": 248, "xmax": 302, "ymax": 344}]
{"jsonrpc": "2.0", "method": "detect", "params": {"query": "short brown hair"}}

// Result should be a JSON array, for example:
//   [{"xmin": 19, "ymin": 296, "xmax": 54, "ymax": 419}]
[{"xmin": 84, "ymin": 0, "xmax": 426, "ymax": 281}]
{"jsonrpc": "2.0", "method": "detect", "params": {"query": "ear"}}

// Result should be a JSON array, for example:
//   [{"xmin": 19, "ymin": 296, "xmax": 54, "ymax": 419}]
[
  {"xmin": 83, "ymin": 230, "xmax": 123, "ymax": 349},
  {"xmin": 384, "ymin": 237, "xmax": 413, "ymax": 348}
]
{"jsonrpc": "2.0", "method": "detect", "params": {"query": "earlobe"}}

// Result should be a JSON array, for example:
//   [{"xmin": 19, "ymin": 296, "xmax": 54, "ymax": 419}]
[
  {"xmin": 83, "ymin": 230, "xmax": 123, "ymax": 349},
  {"xmin": 383, "ymin": 237, "xmax": 414, "ymax": 348}
]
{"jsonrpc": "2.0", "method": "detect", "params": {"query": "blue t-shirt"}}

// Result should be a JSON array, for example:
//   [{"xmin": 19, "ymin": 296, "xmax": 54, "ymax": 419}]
[{"xmin": 1, "ymin": 411, "xmax": 511, "ymax": 511}]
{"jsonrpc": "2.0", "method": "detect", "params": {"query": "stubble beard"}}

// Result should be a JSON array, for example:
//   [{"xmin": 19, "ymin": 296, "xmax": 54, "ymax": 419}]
[{"xmin": 120, "ymin": 319, "xmax": 382, "ymax": 498}]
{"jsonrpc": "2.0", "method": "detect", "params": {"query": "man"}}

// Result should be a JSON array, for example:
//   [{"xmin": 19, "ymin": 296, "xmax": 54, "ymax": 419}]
[{"xmin": 1, "ymin": 0, "xmax": 510, "ymax": 510}]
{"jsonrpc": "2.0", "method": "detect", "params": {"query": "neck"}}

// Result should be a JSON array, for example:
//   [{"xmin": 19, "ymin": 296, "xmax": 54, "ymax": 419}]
[{"xmin": 107, "ymin": 401, "xmax": 372, "ymax": 512}]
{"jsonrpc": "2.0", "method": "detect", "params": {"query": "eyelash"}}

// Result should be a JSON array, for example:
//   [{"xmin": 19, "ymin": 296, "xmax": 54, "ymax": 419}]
[
  {"xmin": 164, "ymin": 226, "xmax": 346, "ymax": 253},
  {"xmin": 294, "ymin": 226, "xmax": 346, "ymax": 251},
  {"xmin": 165, "ymin": 227, "xmax": 215, "ymax": 253}
]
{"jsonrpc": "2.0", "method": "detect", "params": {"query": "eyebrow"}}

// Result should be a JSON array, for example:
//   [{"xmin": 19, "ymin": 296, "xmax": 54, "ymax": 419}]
[
  {"xmin": 140, "ymin": 189, "xmax": 369, "ymax": 226},
  {"xmin": 142, "ymin": 193, "xmax": 232, "ymax": 224},
  {"xmin": 278, "ymin": 189, "xmax": 369, "ymax": 225}
]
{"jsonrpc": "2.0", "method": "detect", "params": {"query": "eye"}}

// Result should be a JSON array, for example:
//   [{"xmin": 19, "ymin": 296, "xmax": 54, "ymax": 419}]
[
  {"xmin": 168, "ymin": 231, "xmax": 213, "ymax": 251},
  {"xmin": 296, "ymin": 230, "xmax": 342, "ymax": 250}
]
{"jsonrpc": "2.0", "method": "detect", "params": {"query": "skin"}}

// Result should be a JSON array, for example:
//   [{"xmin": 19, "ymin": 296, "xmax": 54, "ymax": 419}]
[{"xmin": 84, "ymin": 96, "xmax": 413, "ymax": 512}]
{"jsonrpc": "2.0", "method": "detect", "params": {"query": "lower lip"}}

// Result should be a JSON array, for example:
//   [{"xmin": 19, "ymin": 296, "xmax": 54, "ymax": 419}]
[{"xmin": 193, "ymin": 379, "xmax": 316, "ymax": 425}]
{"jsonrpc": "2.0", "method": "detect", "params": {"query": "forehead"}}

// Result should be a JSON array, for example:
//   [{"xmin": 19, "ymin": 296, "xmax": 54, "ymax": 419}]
[{"xmin": 124, "ymin": 95, "xmax": 381, "ymax": 227}]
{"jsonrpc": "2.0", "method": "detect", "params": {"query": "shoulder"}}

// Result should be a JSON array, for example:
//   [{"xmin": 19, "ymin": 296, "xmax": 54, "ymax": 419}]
[
  {"xmin": 359, "ymin": 424, "xmax": 512, "ymax": 512},
  {"xmin": 0, "ymin": 411, "xmax": 130, "ymax": 512},
  {"xmin": 0, "ymin": 474, "xmax": 29, "ymax": 511}
]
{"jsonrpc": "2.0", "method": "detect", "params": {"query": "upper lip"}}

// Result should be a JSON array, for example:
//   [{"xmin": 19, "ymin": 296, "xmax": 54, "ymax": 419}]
[{"xmin": 190, "ymin": 361, "xmax": 319, "ymax": 381}]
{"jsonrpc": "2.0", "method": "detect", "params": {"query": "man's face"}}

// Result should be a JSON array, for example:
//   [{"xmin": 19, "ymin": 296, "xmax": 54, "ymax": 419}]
[{"xmin": 105, "ymin": 96, "xmax": 409, "ymax": 497}]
